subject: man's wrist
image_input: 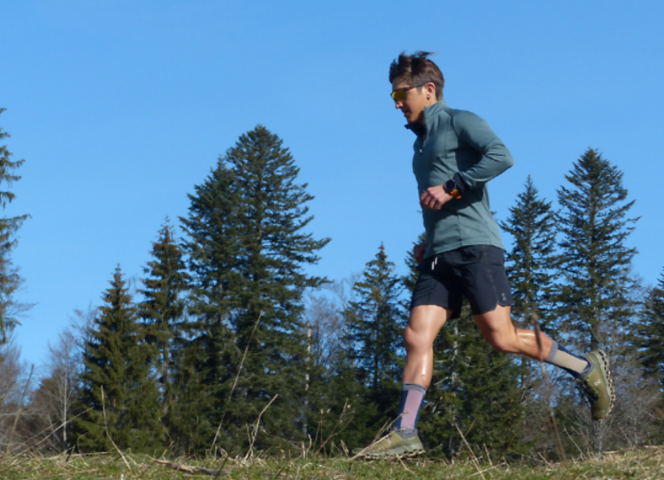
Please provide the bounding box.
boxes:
[443,179,462,199]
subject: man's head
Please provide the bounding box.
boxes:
[389,51,444,124]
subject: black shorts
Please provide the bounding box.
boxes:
[410,245,513,318]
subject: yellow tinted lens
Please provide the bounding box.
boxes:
[391,89,407,102]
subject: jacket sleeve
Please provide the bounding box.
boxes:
[451,111,514,190]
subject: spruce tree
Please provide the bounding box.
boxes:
[0,109,30,343]
[637,269,664,389]
[75,267,163,453]
[180,125,329,454]
[139,220,190,444]
[499,176,558,332]
[556,148,638,351]
[343,245,406,430]
[177,160,239,453]
[554,148,641,455]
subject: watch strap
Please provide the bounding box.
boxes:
[443,179,462,199]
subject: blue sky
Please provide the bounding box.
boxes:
[2,1,663,368]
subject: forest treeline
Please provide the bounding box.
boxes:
[1,115,664,461]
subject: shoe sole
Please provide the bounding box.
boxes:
[591,349,615,420]
[362,447,425,459]
[353,441,425,459]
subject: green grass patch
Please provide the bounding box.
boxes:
[0,447,663,479]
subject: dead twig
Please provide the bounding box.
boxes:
[315,399,354,455]
[0,364,34,467]
[0,410,95,479]
[153,459,229,476]
[395,453,415,475]
[100,386,131,471]
[454,423,486,480]
[213,456,229,480]
[6,407,93,460]
[211,311,263,452]
[244,394,279,462]
[65,447,74,464]
[469,462,507,478]
[530,304,567,462]
[350,415,400,460]
[137,445,171,479]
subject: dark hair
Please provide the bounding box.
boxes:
[389,51,444,100]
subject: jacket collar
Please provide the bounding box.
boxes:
[404,99,449,137]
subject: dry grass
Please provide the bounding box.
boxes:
[0,446,664,479]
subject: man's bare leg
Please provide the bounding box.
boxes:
[473,305,589,374]
[472,304,615,420]
[387,305,451,440]
[403,305,451,387]
[354,305,449,456]
[386,305,451,441]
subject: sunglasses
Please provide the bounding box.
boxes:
[391,83,428,102]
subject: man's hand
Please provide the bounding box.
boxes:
[420,185,453,210]
[413,243,427,264]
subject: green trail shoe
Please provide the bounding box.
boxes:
[352,430,424,459]
[578,349,615,421]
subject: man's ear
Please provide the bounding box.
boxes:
[426,82,436,100]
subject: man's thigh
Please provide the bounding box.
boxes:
[472,304,514,340]
[473,304,552,358]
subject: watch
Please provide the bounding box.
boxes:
[443,179,462,199]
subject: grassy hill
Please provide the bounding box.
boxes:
[1,446,663,479]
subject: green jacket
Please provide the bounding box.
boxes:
[408,100,514,258]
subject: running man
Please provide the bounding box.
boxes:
[355,51,614,458]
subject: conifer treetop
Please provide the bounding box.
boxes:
[556,147,639,350]
[0,108,31,342]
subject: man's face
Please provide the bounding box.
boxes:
[391,78,434,124]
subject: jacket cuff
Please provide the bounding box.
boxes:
[453,172,470,193]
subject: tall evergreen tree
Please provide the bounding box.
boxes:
[343,245,406,425]
[176,159,239,453]
[139,220,190,443]
[500,176,558,332]
[556,148,638,351]
[637,269,664,390]
[0,109,30,343]
[75,267,164,453]
[180,125,329,454]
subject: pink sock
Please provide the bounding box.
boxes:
[395,383,426,431]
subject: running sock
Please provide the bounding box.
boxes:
[393,383,426,438]
[545,341,591,379]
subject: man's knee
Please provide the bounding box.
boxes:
[404,325,431,352]
[404,305,448,352]
[403,326,419,347]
